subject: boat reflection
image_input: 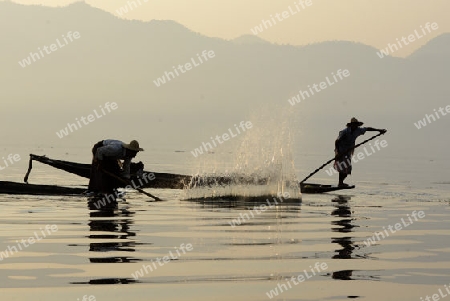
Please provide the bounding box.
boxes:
[87,198,139,263]
[76,198,140,285]
[183,194,302,211]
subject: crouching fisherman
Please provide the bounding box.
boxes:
[87,139,144,196]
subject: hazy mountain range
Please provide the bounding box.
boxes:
[0,2,449,162]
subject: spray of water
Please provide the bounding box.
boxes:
[184,107,301,200]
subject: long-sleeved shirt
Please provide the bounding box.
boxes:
[335,127,367,154]
[95,139,131,178]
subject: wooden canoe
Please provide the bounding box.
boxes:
[24,154,191,190]
[0,181,354,196]
[300,183,355,194]
[0,181,85,196]
[0,154,355,196]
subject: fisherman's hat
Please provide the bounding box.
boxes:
[347,117,364,127]
[122,140,144,152]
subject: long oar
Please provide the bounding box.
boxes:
[300,132,386,184]
[101,169,163,201]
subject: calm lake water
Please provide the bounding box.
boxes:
[0,146,449,301]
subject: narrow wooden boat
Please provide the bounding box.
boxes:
[300,183,355,194]
[0,154,355,196]
[0,181,85,196]
[24,154,191,189]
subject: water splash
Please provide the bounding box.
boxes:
[184,108,301,200]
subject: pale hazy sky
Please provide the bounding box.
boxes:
[4,0,450,56]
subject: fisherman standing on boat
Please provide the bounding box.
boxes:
[88,139,144,194]
[334,118,386,187]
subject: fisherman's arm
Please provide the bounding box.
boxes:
[365,127,387,134]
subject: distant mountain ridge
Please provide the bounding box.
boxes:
[0,2,449,159]
[409,33,450,59]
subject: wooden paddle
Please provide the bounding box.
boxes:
[101,168,163,201]
[300,131,386,184]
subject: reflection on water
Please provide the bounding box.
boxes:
[72,198,140,285]
[184,195,302,210]
[1,185,449,300]
[330,195,380,284]
[331,195,356,282]
[88,209,138,261]
[331,195,356,260]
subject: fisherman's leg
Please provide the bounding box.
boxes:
[88,141,104,193]
[88,163,97,191]
[99,158,124,193]
[338,155,352,187]
[338,172,347,186]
